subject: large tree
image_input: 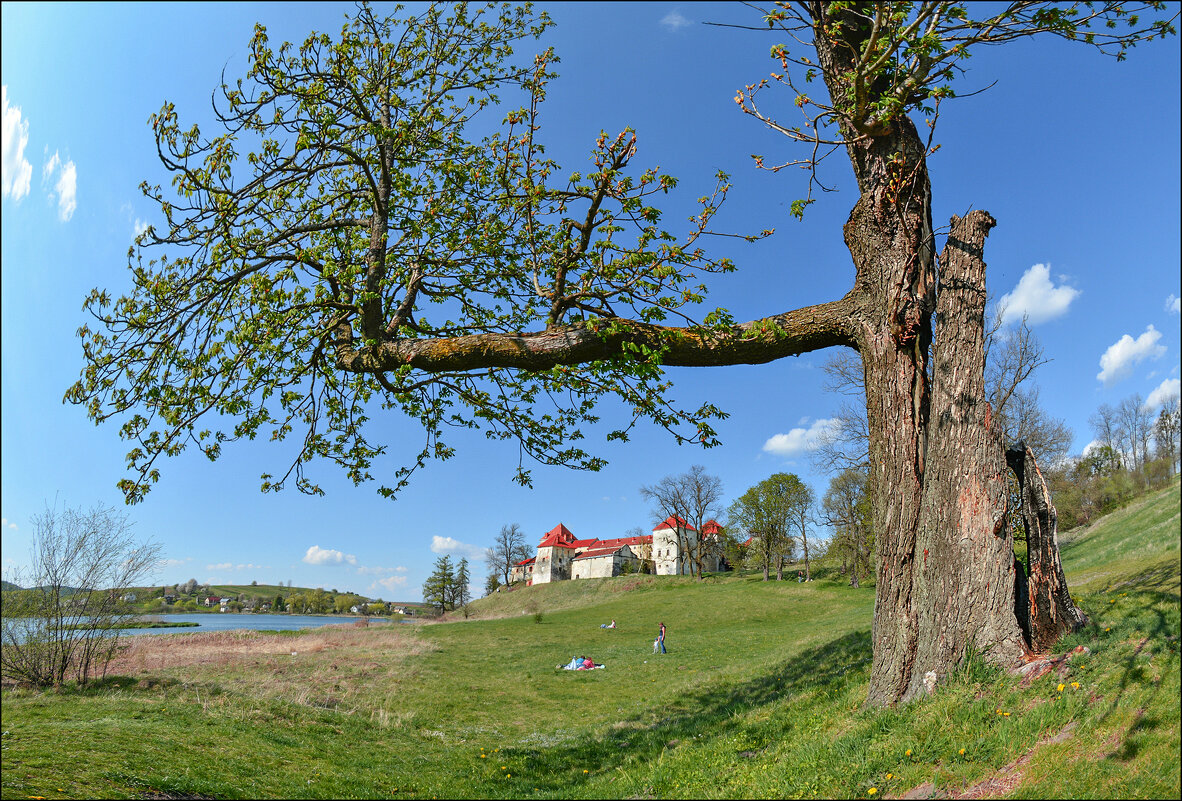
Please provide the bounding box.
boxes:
[728,473,810,581]
[487,523,531,587]
[68,2,1176,705]
[640,464,725,578]
[422,554,454,614]
[821,467,873,587]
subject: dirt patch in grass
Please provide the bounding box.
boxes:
[949,722,1077,799]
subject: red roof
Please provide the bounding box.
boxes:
[573,545,632,561]
[653,516,695,532]
[595,534,652,549]
[514,557,536,566]
[537,523,577,548]
[702,520,722,535]
[537,523,601,549]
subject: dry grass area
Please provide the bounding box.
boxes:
[104,622,437,718]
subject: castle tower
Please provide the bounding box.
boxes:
[651,516,695,575]
[532,523,578,584]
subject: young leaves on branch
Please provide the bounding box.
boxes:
[67,2,762,504]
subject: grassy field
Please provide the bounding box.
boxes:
[1,481,1177,799]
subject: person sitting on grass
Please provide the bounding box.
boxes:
[600,619,616,629]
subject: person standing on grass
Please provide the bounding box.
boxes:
[657,621,666,654]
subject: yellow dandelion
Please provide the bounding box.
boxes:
[1105,627,1111,632]
[480,754,486,759]
[868,789,878,796]
[1071,682,1080,689]
[584,770,589,774]
[1056,696,1061,701]
[1003,712,1011,717]
[1110,599,1116,604]
[507,774,511,778]
[958,748,965,755]
[905,749,912,756]
[501,766,507,770]
[1057,683,1065,692]
[886,774,893,780]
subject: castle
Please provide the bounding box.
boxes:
[509,517,724,585]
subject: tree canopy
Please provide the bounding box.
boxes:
[68,2,1174,506]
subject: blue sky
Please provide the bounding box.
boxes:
[3,3,1179,602]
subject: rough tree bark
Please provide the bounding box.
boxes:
[1006,443,1091,651]
[811,14,943,704]
[807,5,1080,705]
[905,211,1029,700]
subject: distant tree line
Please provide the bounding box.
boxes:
[1049,391,1180,529]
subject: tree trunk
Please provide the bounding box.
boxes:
[902,211,1029,701]
[1006,443,1090,651]
[840,119,939,706]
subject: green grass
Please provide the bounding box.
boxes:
[2,481,1178,799]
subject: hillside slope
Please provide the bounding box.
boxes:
[1,482,1177,800]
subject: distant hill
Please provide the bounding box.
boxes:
[1,580,22,592]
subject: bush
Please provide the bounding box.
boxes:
[1,502,160,687]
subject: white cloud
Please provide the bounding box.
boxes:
[374,576,408,593]
[1,517,16,531]
[134,218,149,236]
[1096,325,1167,385]
[1080,439,1101,457]
[206,562,233,571]
[1145,378,1181,409]
[161,557,190,568]
[42,149,76,221]
[1167,294,1181,314]
[302,545,357,566]
[430,535,487,562]
[997,264,1079,326]
[762,418,838,457]
[42,148,58,183]
[2,86,32,202]
[660,10,692,30]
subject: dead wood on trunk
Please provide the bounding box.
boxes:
[1006,443,1091,652]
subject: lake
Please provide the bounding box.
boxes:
[117,613,393,636]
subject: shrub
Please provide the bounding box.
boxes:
[1,502,160,687]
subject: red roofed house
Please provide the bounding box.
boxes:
[528,524,653,583]
[520,518,723,583]
[509,556,535,584]
[652,517,725,575]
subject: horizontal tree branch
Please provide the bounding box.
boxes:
[335,295,859,373]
